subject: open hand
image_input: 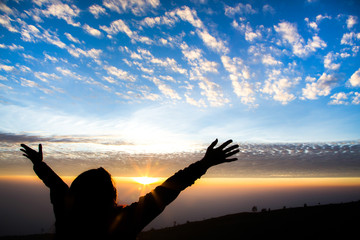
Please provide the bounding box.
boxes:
[202,139,239,167]
[20,144,43,165]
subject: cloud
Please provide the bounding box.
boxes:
[56,67,83,80]
[0,15,18,32]
[348,68,360,87]
[324,52,340,70]
[262,76,297,105]
[173,6,229,54]
[41,2,80,27]
[0,2,14,15]
[221,55,255,105]
[352,92,360,104]
[64,32,80,44]
[302,73,338,100]
[341,32,360,46]
[0,63,15,72]
[329,92,348,105]
[83,24,102,37]
[224,3,257,17]
[34,72,61,83]
[198,79,229,107]
[89,4,107,18]
[231,20,262,42]
[104,65,136,82]
[262,4,275,14]
[103,0,160,16]
[0,43,23,51]
[147,76,181,100]
[262,54,282,66]
[100,19,153,44]
[274,21,326,57]
[180,43,218,77]
[184,94,206,107]
[346,15,358,29]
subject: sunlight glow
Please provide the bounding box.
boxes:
[132,177,161,185]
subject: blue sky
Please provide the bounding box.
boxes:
[1,0,360,150]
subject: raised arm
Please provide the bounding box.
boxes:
[20,144,69,199]
[118,139,239,236]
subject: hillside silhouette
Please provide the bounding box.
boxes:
[1,200,359,240]
[139,200,360,240]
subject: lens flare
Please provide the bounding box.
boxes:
[132,177,160,185]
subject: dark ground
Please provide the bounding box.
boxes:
[1,200,359,240]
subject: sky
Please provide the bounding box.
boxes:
[1,1,360,236]
[0,0,360,177]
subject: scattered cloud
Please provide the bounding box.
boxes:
[341,32,360,46]
[41,2,80,27]
[302,73,338,100]
[103,0,160,16]
[83,24,102,37]
[262,70,298,105]
[0,63,15,72]
[221,55,255,105]
[324,52,340,70]
[346,15,358,29]
[348,68,360,87]
[274,21,327,57]
[224,3,257,17]
[89,4,107,19]
[104,65,136,82]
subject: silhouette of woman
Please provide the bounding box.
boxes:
[20,139,239,240]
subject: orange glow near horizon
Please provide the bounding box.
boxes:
[2,175,360,187]
[131,177,162,185]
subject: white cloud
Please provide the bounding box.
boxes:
[341,32,360,46]
[221,55,255,105]
[64,32,80,44]
[262,77,296,104]
[41,2,80,27]
[83,24,102,37]
[149,76,181,100]
[224,3,257,17]
[0,43,23,51]
[0,63,15,72]
[180,43,218,77]
[0,15,18,32]
[104,65,136,82]
[0,2,14,15]
[262,4,275,14]
[89,4,107,18]
[184,94,206,107]
[232,20,262,42]
[274,21,326,57]
[198,79,229,107]
[324,52,340,70]
[140,14,177,28]
[329,92,348,105]
[100,19,153,44]
[100,19,133,37]
[56,67,83,80]
[352,92,360,104]
[174,6,204,29]
[103,0,160,16]
[173,6,229,54]
[348,68,360,87]
[34,72,61,82]
[346,15,358,29]
[262,54,282,66]
[302,73,338,100]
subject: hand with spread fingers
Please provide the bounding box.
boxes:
[20,144,43,165]
[202,139,239,167]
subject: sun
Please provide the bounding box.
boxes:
[132,177,160,185]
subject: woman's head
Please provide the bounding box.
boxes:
[69,167,117,209]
